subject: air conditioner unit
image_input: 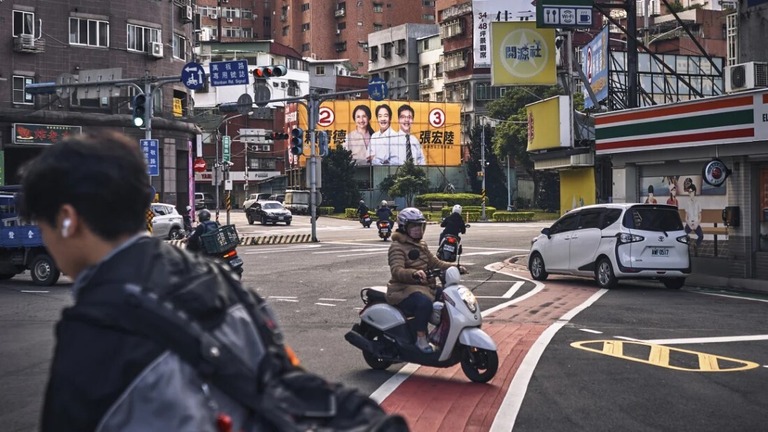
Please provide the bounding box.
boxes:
[184,5,194,22]
[209,13,218,19]
[20,34,35,48]
[150,41,164,58]
[226,18,233,23]
[725,62,768,93]
[336,29,341,35]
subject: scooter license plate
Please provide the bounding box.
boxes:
[443,245,455,252]
[229,257,243,267]
[379,228,388,234]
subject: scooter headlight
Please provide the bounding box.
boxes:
[458,287,477,313]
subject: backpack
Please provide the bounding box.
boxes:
[76,247,409,432]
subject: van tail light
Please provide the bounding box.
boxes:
[676,235,689,244]
[617,233,644,244]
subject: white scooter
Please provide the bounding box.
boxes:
[344,267,498,383]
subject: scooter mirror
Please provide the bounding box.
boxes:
[444,266,461,286]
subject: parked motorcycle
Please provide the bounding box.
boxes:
[376,219,392,241]
[344,267,498,383]
[360,213,373,228]
[437,224,470,263]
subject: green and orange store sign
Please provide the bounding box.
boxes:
[595,90,768,154]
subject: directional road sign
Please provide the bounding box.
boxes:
[181,62,207,90]
[368,77,388,101]
[222,135,231,162]
[210,60,249,87]
[140,139,159,176]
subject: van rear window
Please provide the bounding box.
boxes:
[623,207,684,231]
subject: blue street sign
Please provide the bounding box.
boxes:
[209,60,249,87]
[140,139,159,176]
[181,62,207,90]
[368,77,388,101]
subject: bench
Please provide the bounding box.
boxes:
[678,208,728,256]
[427,201,448,212]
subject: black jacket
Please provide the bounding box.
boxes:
[376,206,393,221]
[357,204,369,216]
[440,212,466,237]
[41,236,250,432]
[186,220,219,252]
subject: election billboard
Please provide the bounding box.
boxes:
[290,100,462,167]
[581,26,609,109]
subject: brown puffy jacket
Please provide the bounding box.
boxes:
[386,231,454,305]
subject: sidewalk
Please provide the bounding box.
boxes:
[508,254,768,296]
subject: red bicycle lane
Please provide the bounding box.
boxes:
[377,273,604,431]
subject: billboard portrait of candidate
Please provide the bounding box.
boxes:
[301,100,462,167]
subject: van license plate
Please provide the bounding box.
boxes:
[651,248,669,257]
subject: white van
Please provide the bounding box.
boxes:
[284,190,311,215]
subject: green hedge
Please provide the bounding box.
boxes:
[442,206,496,219]
[414,193,483,207]
[343,208,434,221]
[317,206,334,215]
[492,211,535,222]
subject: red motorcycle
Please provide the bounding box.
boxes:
[376,220,392,241]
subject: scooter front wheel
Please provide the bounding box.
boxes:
[460,346,498,383]
[363,330,394,370]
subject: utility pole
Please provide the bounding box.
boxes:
[307,93,319,242]
[480,119,487,221]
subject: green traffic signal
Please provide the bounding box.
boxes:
[132,94,147,128]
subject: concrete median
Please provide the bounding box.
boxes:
[167,233,312,248]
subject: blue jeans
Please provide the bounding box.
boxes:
[397,292,433,334]
[685,224,704,247]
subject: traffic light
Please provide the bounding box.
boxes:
[252,65,288,80]
[273,131,289,140]
[290,127,304,155]
[132,94,147,128]
[317,131,329,157]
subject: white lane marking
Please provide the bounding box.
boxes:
[270,298,299,303]
[502,281,525,298]
[370,363,421,404]
[490,282,608,431]
[463,250,529,257]
[313,248,387,254]
[338,251,388,258]
[579,328,603,334]
[318,298,347,302]
[315,302,337,307]
[244,244,322,255]
[697,292,768,304]
[642,334,768,345]
[268,296,298,299]
[21,290,50,293]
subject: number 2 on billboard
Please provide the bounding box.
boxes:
[317,106,335,127]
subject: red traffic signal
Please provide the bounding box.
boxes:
[252,65,287,80]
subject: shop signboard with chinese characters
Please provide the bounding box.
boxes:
[473,0,537,69]
[491,22,557,86]
[12,124,82,146]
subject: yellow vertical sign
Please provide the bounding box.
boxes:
[173,98,183,117]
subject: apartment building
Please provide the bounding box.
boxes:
[0,1,197,206]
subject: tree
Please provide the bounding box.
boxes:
[320,144,359,212]
[487,86,564,209]
[378,160,430,207]
[465,124,508,209]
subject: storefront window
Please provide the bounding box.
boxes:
[760,167,768,251]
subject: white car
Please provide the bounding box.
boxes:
[150,203,185,240]
[529,203,691,289]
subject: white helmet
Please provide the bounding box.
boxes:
[381,200,388,207]
[452,204,462,214]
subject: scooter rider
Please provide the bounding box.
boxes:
[375,200,392,221]
[386,207,466,353]
[184,209,219,253]
[440,204,466,244]
[357,199,370,226]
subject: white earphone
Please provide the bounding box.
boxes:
[62,218,72,238]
